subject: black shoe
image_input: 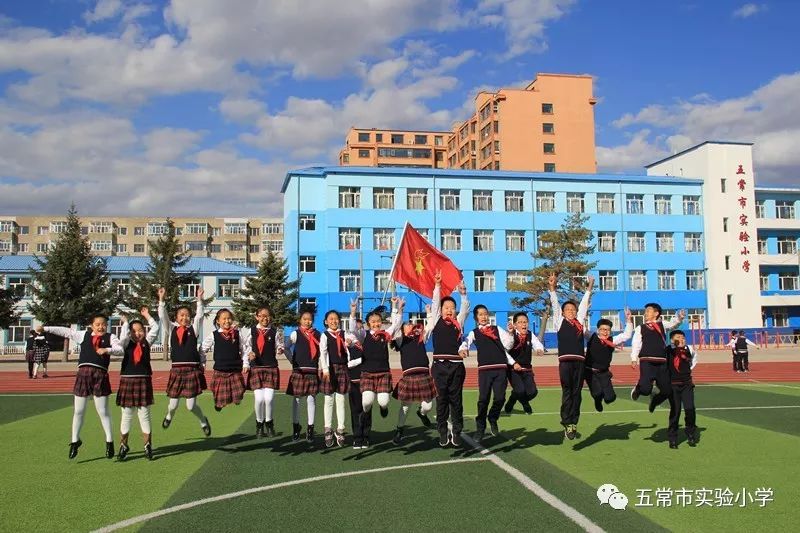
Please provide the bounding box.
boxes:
[630,386,640,401]
[68,440,82,460]
[214,405,222,412]
[438,430,449,447]
[144,442,153,460]
[669,441,678,449]
[353,438,362,450]
[392,427,404,445]
[504,398,516,414]
[162,417,171,429]
[117,443,130,461]
[292,423,302,441]
[306,424,314,444]
[362,437,370,449]
[264,420,276,437]
[256,421,264,438]
[489,421,499,436]
[106,441,115,459]
[324,429,334,448]
[201,419,211,437]
[380,406,389,418]
[595,396,604,413]
[565,425,576,440]
[687,433,697,447]
[451,432,463,447]
[648,396,658,413]
[522,401,533,415]
[416,408,432,428]
[474,430,485,442]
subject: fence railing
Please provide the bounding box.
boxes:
[689,322,800,350]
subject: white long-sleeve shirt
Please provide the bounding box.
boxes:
[670,344,698,370]
[587,321,634,346]
[426,284,470,341]
[727,337,758,349]
[348,308,403,343]
[43,327,124,361]
[118,316,159,348]
[319,328,358,373]
[200,328,247,363]
[157,299,206,364]
[549,289,591,332]
[629,316,682,361]
[239,325,284,369]
[459,324,516,365]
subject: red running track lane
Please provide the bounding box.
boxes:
[3,362,800,393]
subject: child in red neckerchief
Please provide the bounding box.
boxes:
[504,312,545,415]
[665,330,698,449]
[584,310,633,413]
[201,309,246,413]
[286,309,321,444]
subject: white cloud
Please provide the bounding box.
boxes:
[219,97,267,125]
[83,0,124,23]
[475,0,576,58]
[142,128,204,164]
[732,3,766,18]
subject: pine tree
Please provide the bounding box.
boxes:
[0,287,21,330]
[28,205,120,359]
[233,251,299,327]
[509,212,597,342]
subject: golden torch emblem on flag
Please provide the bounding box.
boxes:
[414,249,430,275]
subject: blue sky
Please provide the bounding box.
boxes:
[0,0,797,217]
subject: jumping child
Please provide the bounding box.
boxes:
[202,309,246,412]
[240,306,283,438]
[319,309,357,448]
[584,309,633,412]
[503,312,545,415]
[665,330,698,449]
[286,309,321,444]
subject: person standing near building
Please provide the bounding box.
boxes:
[665,330,698,448]
[727,330,760,373]
[27,326,50,379]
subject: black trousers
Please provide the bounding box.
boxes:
[476,368,507,431]
[636,361,672,404]
[559,360,584,426]
[507,369,538,406]
[737,350,749,371]
[733,352,744,372]
[587,369,616,404]
[27,360,34,378]
[349,381,368,439]
[432,361,466,435]
[668,381,697,440]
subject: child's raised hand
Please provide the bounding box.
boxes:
[424,304,432,315]
[457,281,466,295]
[624,307,632,321]
[196,287,205,300]
[349,298,358,314]
[434,269,442,285]
[140,306,151,320]
[586,274,595,290]
[548,272,557,291]
[157,287,166,301]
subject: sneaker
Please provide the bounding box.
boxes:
[489,421,499,436]
[201,419,211,437]
[687,433,698,447]
[648,396,658,413]
[144,442,154,461]
[392,427,404,445]
[565,425,576,441]
[264,420,276,437]
[292,423,302,441]
[105,441,115,459]
[68,440,82,460]
[324,429,334,448]
[380,406,389,418]
[117,443,130,461]
[669,441,678,449]
[594,396,604,412]
[438,429,449,447]
[306,424,315,444]
[450,432,463,447]
[630,386,640,401]
[416,408,432,428]
[214,405,222,412]
[352,438,362,450]
[335,430,346,447]
[162,417,171,429]
[503,398,516,414]
[522,401,533,415]
[362,437,370,449]
[256,421,264,438]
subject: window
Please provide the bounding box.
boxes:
[342,153,349,164]
[339,228,361,250]
[209,244,221,253]
[91,241,113,252]
[49,221,67,234]
[479,104,492,122]
[441,229,462,251]
[376,133,383,142]
[374,188,395,209]
[600,311,622,331]
[8,276,31,297]
[299,256,316,273]
[760,275,769,291]
[211,227,221,236]
[599,271,618,291]
[566,192,584,213]
[543,123,554,134]
[357,132,370,142]
[226,241,246,252]
[542,103,553,114]
[146,222,168,236]
[117,227,127,236]
[134,244,145,253]
[626,194,644,214]
[630,274,648,295]
[0,220,13,232]
[536,192,555,212]
[686,270,705,290]
[391,133,404,144]
[17,243,28,253]
[179,278,201,299]
[226,258,246,267]
[299,214,316,231]
[440,189,460,211]
[0,240,11,253]
[778,237,798,255]
[684,233,702,253]
[537,231,556,250]
[218,278,241,298]
[90,221,113,234]
[474,271,495,292]
[374,270,391,292]
[112,243,126,254]
[36,243,48,253]
[81,226,89,236]
[185,222,208,235]
[755,200,766,218]
[473,190,493,211]
[18,226,28,235]
[262,222,283,234]
[113,278,130,296]
[506,271,528,287]
[504,191,524,212]
[506,230,525,251]
[543,143,555,154]
[9,318,32,343]
[779,271,799,291]
[682,196,701,215]
[339,187,361,208]
[777,201,796,219]
[434,136,443,146]
[723,217,728,232]
[721,179,726,193]
[757,238,767,254]
[656,232,674,253]
[358,149,370,158]
[628,232,646,252]
[263,240,284,253]
[596,193,615,214]
[250,244,261,253]
[687,308,706,328]
[598,232,616,252]
[773,308,788,327]
[543,162,556,173]
[414,134,427,145]
[134,226,145,236]
[37,226,49,236]
[339,270,360,292]
[658,270,676,290]
[378,147,431,158]
[654,195,672,215]
[373,228,395,250]
[224,223,247,235]
[299,297,317,313]
[473,230,494,251]
[407,188,427,210]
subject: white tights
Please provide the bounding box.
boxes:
[72,395,113,443]
[397,400,433,427]
[165,396,207,426]
[291,395,316,425]
[120,406,152,435]
[323,393,347,431]
[253,388,276,423]
[362,391,390,413]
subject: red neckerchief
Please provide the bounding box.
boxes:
[330,329,346,354]
[371,330,392,343]
[644,321,664,338]
[565,318,584,336]
[218,327,237,343]
[408,324,425,344]
[673,346,688,372]
[133,341,144,365]
[479,325,499,341]
[92,334,103,353]
[514,330,528,350]
[256,327,267,354]
[443,316,462,340]
[597,335,616,349]
[176,326,187,346]
[299,327,320,360]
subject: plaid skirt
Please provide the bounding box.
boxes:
[210,370,246,408]
[33,345,49,364]
[166,366,207,399]
[393,371,437,403]
[286,370,319,397]
[360,371,392,394]
[73,366,112,397]
[247,366,280,390]
[116,377,154,407]
[320,363,350,395]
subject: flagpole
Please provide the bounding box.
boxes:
[380,221,409,308]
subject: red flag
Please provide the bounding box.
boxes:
[392,223,462,299]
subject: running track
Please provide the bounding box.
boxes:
[3,361,800,393]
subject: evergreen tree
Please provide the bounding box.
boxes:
[233,251,300,327]
[0,287,21,330]
[28,205,119,359]
[509,212,597,341]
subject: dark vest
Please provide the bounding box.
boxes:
[78,332,112,370]
[292,329,320,370]
[432,317,462,357]
[250,326,278,367]
[667,346,693,382]
[586,334,615,371]
[640,322,667,361]
[324,330,349,365]
[212,330,242,372]
[557,319,585,361]
[120,339,152,377]
[394,333,429,371]
[361,332,390,373]
[735,336,748,353]
[473,326,508,368]
[508,330,533,367]
[348,342,363,381]
[170,325,200,365]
